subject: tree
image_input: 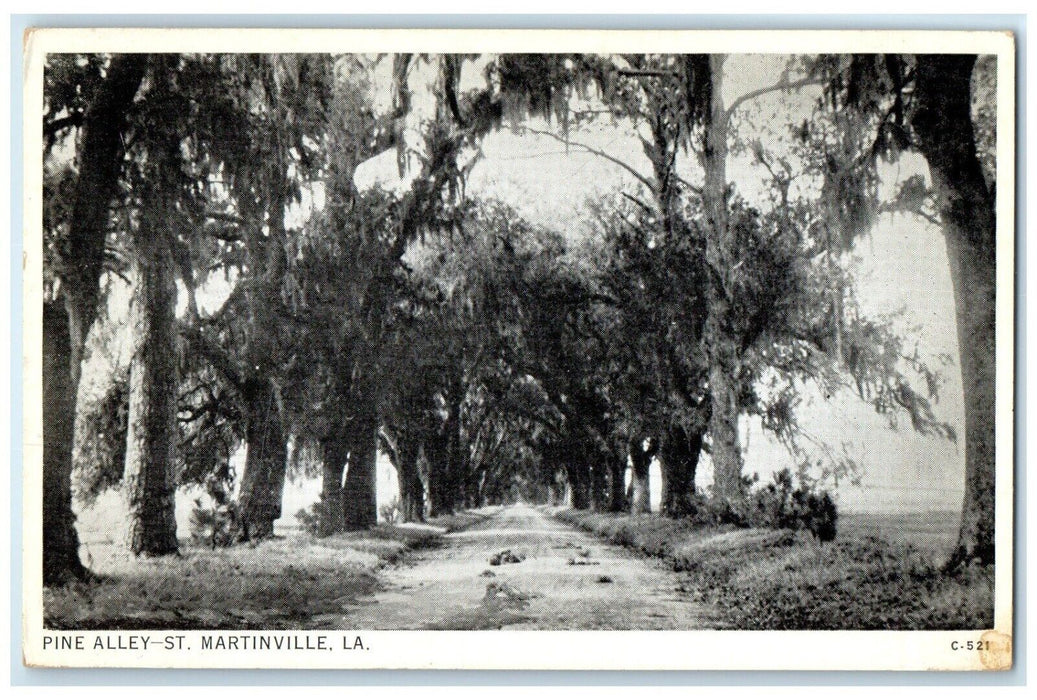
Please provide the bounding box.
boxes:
[582,56,710,516]
[591,55,955,517]
[510,54,794,509]
[43,54,147,583]
[289,54,500,530]
[812,54,998,567]
[911,55,996,568]
[122,154,180,556]
[698,55,751,504]
[279,57,403,534]
[118,54,231,556]
[179,54,334,540]
[228,56,321,539]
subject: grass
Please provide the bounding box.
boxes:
[553,508,993,630]
[44,510,492,630]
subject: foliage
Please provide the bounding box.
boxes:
[176,358,243,489]
[45,52,968,548]
[379,498,401,524]
[42,54,108,153]
[188,497,238,549]
[73,369,129,504]
[557,508,992,630]
[187,459,241,548]
[610,468,839,542]
[295,501,342,538]
[744,469,838,542]
[971,54,997,188]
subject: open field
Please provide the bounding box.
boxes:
[839,510,960,561]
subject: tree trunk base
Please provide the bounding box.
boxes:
[43,301,90,586]
[629,440,652,515]
[43,546,91,587]
[236,517,276,542]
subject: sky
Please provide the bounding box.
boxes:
[72,54,971,539]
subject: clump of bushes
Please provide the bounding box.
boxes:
[746,469,838,542]
[296,498,343,538]
[554,507,992,629]
[681,469,837,541]
[188,475,239,548]
[379,497,401,524]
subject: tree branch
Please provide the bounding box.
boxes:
[179,322,243,391]
[726,75,825,117]
[43,111,84,138]
[205,211,245,225]
[520,127,656,192]
[617,69,679,79]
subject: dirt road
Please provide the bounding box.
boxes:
[329,504,715,630]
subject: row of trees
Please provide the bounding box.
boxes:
[42,51,997,585]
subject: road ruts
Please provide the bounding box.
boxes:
[322,504,716,630]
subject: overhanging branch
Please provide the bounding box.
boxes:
[726,75,825,117]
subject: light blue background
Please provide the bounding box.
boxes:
[9,13,1027,686]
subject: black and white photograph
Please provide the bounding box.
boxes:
[22,28,1015,670]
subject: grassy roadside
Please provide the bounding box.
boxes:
[553,508,993,630]
[44,509,494,630]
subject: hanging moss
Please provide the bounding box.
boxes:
[73,370,130,504]
[680,54,713,129]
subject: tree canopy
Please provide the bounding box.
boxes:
[42,51,993,585]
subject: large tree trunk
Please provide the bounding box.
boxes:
[607,450,628,512]
[316,433,349,535]
[659,426,703,518]
[911,54,997,568]
[396,441,425,523]
[702,54,746,504]
[60,54,149,368]
[427,468,454,516]
[463,466,483,509]
[43,55,147,584]
[235,93,294,541]
[426,421,455,517]
[122,224,179,556]
[565,461,590,510]
[629,439,651,515]
[237,379,288,540]
[42,302,88,584]
[587,445,608,512]
[342,413,378,530]
[429,396,465,516]
[426,447,452,517]
[448,397,466,512]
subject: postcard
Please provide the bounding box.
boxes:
[22,27,1015,670]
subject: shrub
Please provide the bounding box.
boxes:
[379,498,401,524]
[296,498,343,537]
[679,470,837,541]
[746,469,838,542]
[188,474,239,548]
[802,490,838,542]
[189,498,238,548]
